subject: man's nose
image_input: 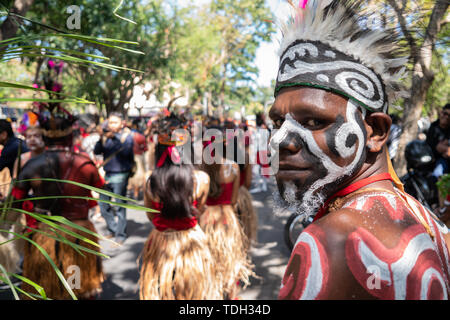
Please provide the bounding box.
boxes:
[278,131,303,156]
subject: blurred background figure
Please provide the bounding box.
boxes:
[139,114,222,300]
[200,127,254,299]
[94,112,134,245]
[426,103,450,182]
[387,114,402,160]
[127,119,148,201]
[0,119,28,182]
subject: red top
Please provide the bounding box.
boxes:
[313,173,394,222]
[150,200,198,231]
[206,182,234,206]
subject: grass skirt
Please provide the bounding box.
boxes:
[0,211,25,276]
[139,224,222,300]
[0,232,21,275]
[21,219,104,299]
[199,204,254,298]
[128,154,146,189]
[237,186,258,247]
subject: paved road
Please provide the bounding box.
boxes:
[96,178,292,300]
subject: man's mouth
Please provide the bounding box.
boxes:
[276,162,311,179]
[278,162,310,171]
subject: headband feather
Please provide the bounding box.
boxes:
[275,0,408,112]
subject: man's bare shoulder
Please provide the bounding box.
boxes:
[303,192,450,300]
[317,191,420,244]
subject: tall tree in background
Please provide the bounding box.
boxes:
[23,0,172,116]
[384,0,449,175]
[208,0,273,115]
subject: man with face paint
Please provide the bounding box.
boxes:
[271,0,450,300]
[12,125,45,178]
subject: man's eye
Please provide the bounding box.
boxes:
[274,119,284,128]
[304,119,323,128]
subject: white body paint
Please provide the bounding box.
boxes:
[356,232,448,300]
[287,231,325,300]
[342,192,398,213]
[270,100,366,216]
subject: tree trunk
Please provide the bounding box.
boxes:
[392,0,449,176]
[393,70,434,175]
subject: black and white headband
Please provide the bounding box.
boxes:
[275,40,388,113]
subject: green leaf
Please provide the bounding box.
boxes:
[113,0,137,25]
[15,178,158,212]
[3,45,111,61]
[0,218,110,259]
[9,208,102,248]
[2,53,143,73]
[0,228,77,300]
[0,98,91,104]
[13,195,154,213]
[10,273,47,300]
[0,81,92,103]
[0,265,19,300]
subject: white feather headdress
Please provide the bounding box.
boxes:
[275,0,408,113]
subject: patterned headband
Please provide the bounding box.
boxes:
[275,40,388,113]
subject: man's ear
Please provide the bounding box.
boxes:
[364,112,392,153]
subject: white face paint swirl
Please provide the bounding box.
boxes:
[270,100,366,219]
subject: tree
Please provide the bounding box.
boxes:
[25,0,174,116]
[384,0,449,175]
[206,0,274,115]
[168,0,274,116]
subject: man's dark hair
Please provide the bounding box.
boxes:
[444,103,450,111]
[109,112,123,120]
[0,119,13,138]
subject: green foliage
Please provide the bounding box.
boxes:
[424,47,449,117]
[437,174,450,198]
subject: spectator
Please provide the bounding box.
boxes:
[12,125,45,178]
[94,112,134,245]
[426,103,450,182]
[0,119,28,178]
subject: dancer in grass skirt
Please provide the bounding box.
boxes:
[139,114,222,300]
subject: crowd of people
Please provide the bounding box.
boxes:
[0,103,270,300]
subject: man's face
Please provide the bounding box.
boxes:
[439,109,450,129]
[25,128,45,151]
[107,116,123,133]
[269,87,368,217]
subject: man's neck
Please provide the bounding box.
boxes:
[332,151,394,199]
